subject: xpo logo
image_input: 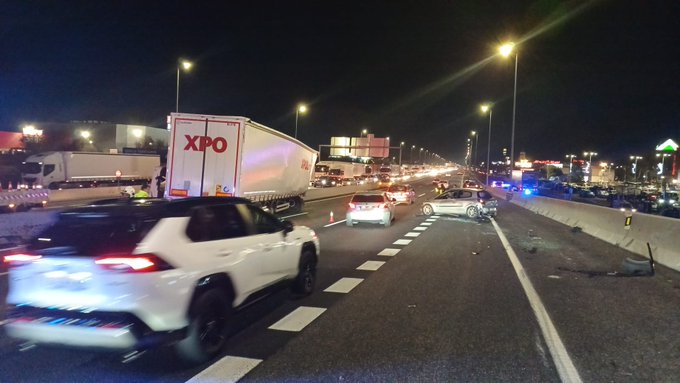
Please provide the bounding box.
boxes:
[301,159,311,171]
[184,135,228,153]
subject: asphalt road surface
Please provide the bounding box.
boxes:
[1,176,679,382]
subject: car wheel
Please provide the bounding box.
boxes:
[291,251,316,296]
[176,289,230,365]
[465,206,478,218]
[346,219,353,227]
[422,204,434,216]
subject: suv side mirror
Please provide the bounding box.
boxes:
[282,220,294,234]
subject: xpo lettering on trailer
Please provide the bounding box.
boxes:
[166,113,317,214]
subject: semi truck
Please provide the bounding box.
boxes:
[166,113,317,213]
[20,151,160,189]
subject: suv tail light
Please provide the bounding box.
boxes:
[3,252,42,268]
[95,253,174,273]
[348,202,356,209]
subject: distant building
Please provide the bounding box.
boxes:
[14,121,169,153]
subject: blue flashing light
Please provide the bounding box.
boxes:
[524,189,532,196]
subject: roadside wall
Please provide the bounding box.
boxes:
[488,188,680,272]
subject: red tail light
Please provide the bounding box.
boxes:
[95,253,173,273]
[378,203,387,208]
[3,253,42,267]
[349,202,356,209]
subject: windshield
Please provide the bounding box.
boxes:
[20,162,41,174]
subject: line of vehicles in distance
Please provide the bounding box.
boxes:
[2,112,480,365]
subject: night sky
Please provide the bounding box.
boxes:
[2,1,679,163]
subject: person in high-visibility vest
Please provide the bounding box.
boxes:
[134,183,150,198]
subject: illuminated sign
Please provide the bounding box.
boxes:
[656,139,678,152]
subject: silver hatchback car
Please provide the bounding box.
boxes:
[421,188,497,218]
[346,192,396,227]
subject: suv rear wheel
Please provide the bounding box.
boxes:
[176,289,230,364]
[292,251,316,296]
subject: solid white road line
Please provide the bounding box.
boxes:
[393,239,412,245]
[306,195,353,203]
[324,277,364,293]
[186,356,262,383]
[324,219,347,227]
[404,232,421,237]
[268,306,327,332]
[414,226,428,231]
[279,212,309,219]
[421,222,433,226]
[378,248,401,256]
[356,261,385,271]
[490,218,583,383]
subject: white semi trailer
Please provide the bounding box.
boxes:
[20,151,160,189]
[166,113,317,213]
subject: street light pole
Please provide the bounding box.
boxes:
[583,151,597,183]
[176,60,193,113]
[630,155,642,181]
[499,43,518,175]
[565,154,576,184]
[411,145,415,164]
[399,142,404,166]
[481,104,492,186]
[294,104,307,139]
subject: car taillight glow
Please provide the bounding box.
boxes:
[3,253,42,264]
[95,253,173,273]
[349,202,356,209]
[378,203,387,208]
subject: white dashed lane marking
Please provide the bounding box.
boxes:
[393,239,412,245]
[268,306,327,332]
[425,218,437,222]
[0,272,8,276]
[378,248,401,256]
[414,226,427,231]
[324,219,347,227]
[324,277,364,293]
[431,215,440,218]
[186,356,262,383]
[356,261,385,271]
[421,222,433,226]
[0,319,9,326]
[404,232,421,237]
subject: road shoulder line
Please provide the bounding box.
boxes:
[490,218,583,383]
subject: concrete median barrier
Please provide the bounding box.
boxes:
[305,183,378,201]
[487,187,680,272]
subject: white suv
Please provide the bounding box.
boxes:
[3,197,320,364]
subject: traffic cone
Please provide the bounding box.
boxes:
[329,211,334,223]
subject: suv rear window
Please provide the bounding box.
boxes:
[351,194,385,203]
[29,213,158,255]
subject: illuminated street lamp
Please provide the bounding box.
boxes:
[80,130,91,139]
[294,104,307,139]
[480,104,493,185]
[399,142,405,165]
[176,59,193,113]
[419,147,424,163]
[361,129,368,137]
[411,145,416,163]
[656,153,671,178]
[499,42,518,173]
[583,151,598,182]
[470,131,478,168]
[629,155,642,181]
